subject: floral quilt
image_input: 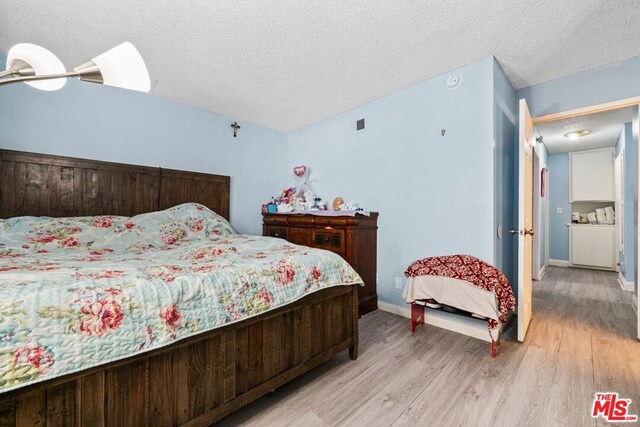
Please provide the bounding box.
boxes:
[0,203,362,393]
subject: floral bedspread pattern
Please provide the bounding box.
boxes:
[0,204,362,393]
[404,254,516,330]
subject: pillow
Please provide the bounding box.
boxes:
[101,203,235,248]
[0,215,128,253]
[0,203,234,254]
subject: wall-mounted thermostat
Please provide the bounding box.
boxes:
[445,74,460,88]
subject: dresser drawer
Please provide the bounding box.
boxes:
[263,215,289,226]
[313,217,351,227]
[289,227,312,246]
[288,215,314,226]
[266,227,288,240]
[312,229,345,255]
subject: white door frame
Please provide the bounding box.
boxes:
[532,149,542,280]
[544,176,550,267]
[615,149,624,273]
[634,105,640,341]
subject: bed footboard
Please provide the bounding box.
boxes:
[0,285,359,426]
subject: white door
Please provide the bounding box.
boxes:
[517,99,534,342]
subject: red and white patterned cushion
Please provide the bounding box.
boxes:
[405,254,516,329]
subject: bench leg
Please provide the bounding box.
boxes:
[410,303,424,333]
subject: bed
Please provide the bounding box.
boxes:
[403,255,515,357]
[0,150,360,426]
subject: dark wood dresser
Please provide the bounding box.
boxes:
[263,212,378,316]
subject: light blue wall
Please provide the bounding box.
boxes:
[493,58,518,288]
[517,55,640,118]
[0,54,287,235]
[6,47,639,303]
[287,57,496,307]
[548,154,570,261]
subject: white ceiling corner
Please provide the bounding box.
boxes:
[1,0,639,132]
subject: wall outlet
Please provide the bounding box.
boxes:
[557,207,563,214]
[395,277,404,290]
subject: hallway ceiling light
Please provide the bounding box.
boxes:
[564,130,591,140]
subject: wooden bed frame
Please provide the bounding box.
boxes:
[0,150,359,426]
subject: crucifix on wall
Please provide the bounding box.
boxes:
[231,121,241,137]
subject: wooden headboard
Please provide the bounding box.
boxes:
[0,150,230,219]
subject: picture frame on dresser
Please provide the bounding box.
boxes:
[263,212,379,316]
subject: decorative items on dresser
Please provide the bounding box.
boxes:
[263,212,378,315]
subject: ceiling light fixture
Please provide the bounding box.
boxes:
[0,42,150,92]
[2,43,67,91]
[563,130,591,140]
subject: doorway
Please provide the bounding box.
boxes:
[517,97,640,342]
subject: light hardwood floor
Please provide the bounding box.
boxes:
[219,267,640,426]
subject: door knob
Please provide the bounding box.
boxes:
[524,228,534,236]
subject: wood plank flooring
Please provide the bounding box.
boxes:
[218,267,639,426]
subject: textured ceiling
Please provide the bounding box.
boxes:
[1,1,639,131]
[537,107,633,155]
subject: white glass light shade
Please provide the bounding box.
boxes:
[91,42,150,92]
[6,43,66,91]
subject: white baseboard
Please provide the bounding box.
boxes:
[377,301,496,343]
[549,259,570,267]
[537,265,546,280]
[617,273,635,292]
[378,301,410,319]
